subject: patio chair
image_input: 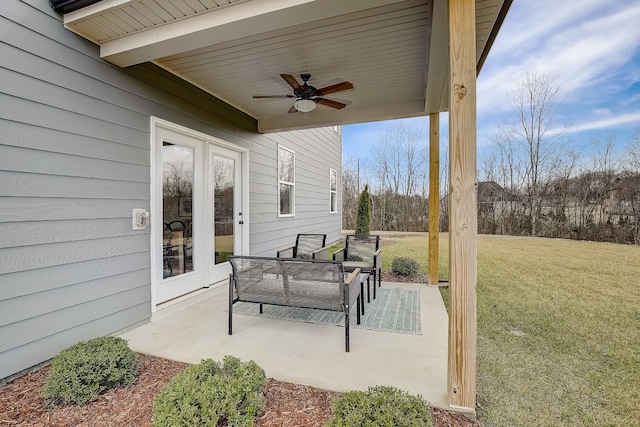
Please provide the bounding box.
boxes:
[163,220,190,277]
[333,234,382,299]
[276,233,328,260]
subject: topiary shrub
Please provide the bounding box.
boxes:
[43,336,139,406]
[392,257,420,277]
[152,356,267,427]
[355,184,371,235]
[326,385,432,427]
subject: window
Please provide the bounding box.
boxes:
[330,168,338,213]
[278,145,295,216]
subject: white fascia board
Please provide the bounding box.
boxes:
[96,0,408,67]
[424,0,449,114]
[257,99,428,133]
[64,0,131,22]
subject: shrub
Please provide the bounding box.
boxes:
[392,257,420,277]
[152,356,267,427]
[43,336,139,406]
[355,184,371,235]
[326,385,432,427]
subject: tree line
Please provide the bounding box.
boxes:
[342,72,640,245]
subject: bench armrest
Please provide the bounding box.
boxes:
[345,267,361,308]
[373,248,382,267]
[333,248,345,261]
[276,245,295,258]
[344,267,361,285]
[312,246,329,260]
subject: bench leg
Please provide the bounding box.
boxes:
[345,305,350,352]
[373,271,377,299]
[360,282,365,315]
[259,303,263,314]
[228,279,233,335]
[367,276,371,303]
[356,295,361,325]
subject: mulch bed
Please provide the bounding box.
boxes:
[0,273,471,426]
[0,353,473,427]
[381,270,429,283]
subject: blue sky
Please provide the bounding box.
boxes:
[342,0,640,163]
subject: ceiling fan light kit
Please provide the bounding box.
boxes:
[253,73,353,114]
[293,98,317,112]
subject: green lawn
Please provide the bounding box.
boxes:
[378,233,640,426]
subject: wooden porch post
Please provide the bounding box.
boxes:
[447,0,477,415]
[428,113,440,286]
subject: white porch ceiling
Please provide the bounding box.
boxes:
[63,0,509,133]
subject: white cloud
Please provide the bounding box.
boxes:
[478,0,640,130]
[537,5,640,91]
[552,111,640,134]
[488,0,603,59]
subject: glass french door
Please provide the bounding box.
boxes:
[154,123,244,305]
[208,146,243,281]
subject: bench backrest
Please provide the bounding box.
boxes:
[229,256,346,311]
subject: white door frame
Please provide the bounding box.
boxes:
[150,117,249,311]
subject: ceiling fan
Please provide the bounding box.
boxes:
[253,73,353,113]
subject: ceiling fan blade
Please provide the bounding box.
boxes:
[315,98,347,109]
[280,74,302,90]
[316,81,353,96]
[253,95,295,98]
[287,104,298,114]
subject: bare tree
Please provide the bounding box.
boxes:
[624,129,640,244]
[545,148,580,237]
[163,160,193,197]
[628,129,640,172]
[341,157,361,230]
[496,71,567,236]
[369,121,429,231]
[591,134,621,228]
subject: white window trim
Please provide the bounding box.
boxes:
[278,144,295,217]
[330,168,338,214]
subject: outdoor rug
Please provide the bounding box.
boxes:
[232,287,421,335]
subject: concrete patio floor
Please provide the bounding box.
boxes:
[118,281,450,409]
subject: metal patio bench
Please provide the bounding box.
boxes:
[228,256,361,351]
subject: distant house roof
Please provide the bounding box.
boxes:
[610,175,640,200]
[477,181,521,203]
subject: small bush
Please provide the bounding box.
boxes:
[326,385,432,427]
[152,356,267,427]
[392,257,420,277]
[43,336,139,406]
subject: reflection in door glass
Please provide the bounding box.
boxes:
[162,143,194,278]
[214,156,234,264]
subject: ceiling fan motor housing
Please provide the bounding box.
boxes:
[295,74,318,99]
